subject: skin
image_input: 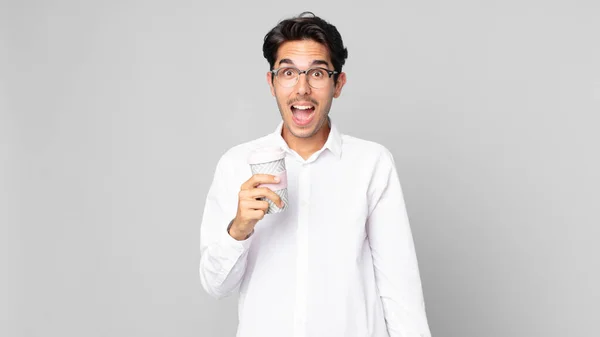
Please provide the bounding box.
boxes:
[267,39,346,160]
[230,174,284,240]
[230,39,347,240]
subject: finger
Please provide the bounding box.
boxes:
[241,199,269,212]
[239,188,269,201]
[241,174,280,190]
[249,209,266,220]
[247,188,283,207]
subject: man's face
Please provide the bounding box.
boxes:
[267,40,346,139]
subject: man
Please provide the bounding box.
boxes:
[199,12,432,337]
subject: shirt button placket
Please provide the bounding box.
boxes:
[294,163,310,336]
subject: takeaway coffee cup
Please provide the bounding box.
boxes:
[247,147,288,214]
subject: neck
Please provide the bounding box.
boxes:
[282,118,331,160]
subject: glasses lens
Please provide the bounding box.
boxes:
[307,68,328,88]
[276,67,299,87]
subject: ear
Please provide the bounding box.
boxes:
[333,72,347,98]
[267,71,276,96]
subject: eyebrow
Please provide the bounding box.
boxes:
[278,59,331,68]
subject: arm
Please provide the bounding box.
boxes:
[199,154,254,299]
[366,148,432,337]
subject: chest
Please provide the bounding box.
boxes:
[286,160,372,252]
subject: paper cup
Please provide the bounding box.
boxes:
[248,147,288,214]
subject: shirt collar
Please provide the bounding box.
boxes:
[271,117,343,160]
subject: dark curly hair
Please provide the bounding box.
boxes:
[263,12,348,83]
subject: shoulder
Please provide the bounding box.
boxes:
[340,134,396,166]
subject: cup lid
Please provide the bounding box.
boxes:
[247,146,286,165]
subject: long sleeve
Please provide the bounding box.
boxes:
[366,148,432,337]
[199,154,254,299]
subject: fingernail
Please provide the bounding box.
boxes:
[274,177,280,182]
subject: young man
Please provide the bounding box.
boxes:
[199,12,432,337]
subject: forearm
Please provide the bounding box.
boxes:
[370,208,432,336]
[377,269,431,337]
[199,220,254,299]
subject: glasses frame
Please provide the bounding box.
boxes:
[271,66,339,89]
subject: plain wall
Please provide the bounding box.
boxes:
[3,1,599,336]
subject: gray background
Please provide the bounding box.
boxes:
[2,0,599,336]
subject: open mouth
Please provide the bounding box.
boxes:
[291,104,316,126]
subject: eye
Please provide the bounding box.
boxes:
[280,68,296,78]
[310,69,326,78]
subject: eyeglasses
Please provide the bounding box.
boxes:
[271,66,338,89]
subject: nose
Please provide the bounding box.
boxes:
[296,72,311,96]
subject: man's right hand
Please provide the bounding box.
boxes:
[229,174,284,241]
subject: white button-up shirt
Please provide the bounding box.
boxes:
[199,120,432,337]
